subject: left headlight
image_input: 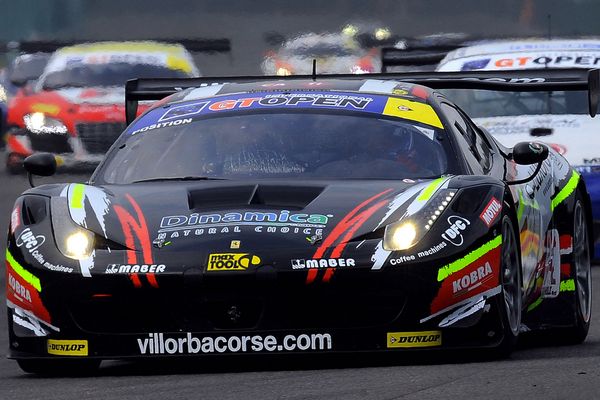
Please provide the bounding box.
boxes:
[24,112,68,134]
[383,189,456,251]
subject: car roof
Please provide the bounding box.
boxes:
[158,78,436,107]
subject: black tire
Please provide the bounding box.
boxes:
[17,359,101,375]
[555,190,592,344]
[494,214,522,358]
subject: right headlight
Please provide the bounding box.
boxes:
[24,112,68,135]
[383,189,456,251]
[50,197,95,260]
[63,229,95,260]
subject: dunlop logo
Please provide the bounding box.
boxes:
[47,339,88,356]
[387,331,442,348]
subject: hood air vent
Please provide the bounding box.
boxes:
[188,184,325,211]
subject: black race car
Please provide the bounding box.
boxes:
[6,69,596,374]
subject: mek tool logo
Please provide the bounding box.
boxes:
[207,253,261,271]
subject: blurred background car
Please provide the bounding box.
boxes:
[4,40,200,173]
[435,38,600,256]
[262,32,382,75]
[0,51,51,149]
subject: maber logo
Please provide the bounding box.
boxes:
[480,197,502,227]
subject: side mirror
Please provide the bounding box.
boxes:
[512,142,549,165]
[24,153,56,187]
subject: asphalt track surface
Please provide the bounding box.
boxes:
[0,166,599,400]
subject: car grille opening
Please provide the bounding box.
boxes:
[76,122,126,154]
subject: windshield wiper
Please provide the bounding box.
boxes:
[131,176,228,183]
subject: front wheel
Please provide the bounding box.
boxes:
[495,214,522,357]
[555,191,592,344]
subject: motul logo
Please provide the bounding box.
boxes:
[480,197,502,227]
[452,262,493,294]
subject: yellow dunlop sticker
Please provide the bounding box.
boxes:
[387,331,442,348]
[47,339,88,356]
[382,98,444,128]
[207,253,261,271]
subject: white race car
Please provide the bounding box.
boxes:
[437,39,600,255]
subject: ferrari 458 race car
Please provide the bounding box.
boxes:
[4,41,200,173]
[6,69,596,374]
[435,39,600,257]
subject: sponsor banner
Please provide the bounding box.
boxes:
[137,332,332,355]
[387,331,442,348]
[465,53,600,70]
[207,253,261,271]
[6,260,52,325]
[157,210,332,240]
[291,258,355,270]
[105,264,166,274]
[480,197,502,227]
[47,339,88,356]
[431,244,501,314]
[128,91,446,135]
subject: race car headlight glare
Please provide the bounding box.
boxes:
[0,85,7,103]
[276,67,292,76]
[24,113,68,135]
[384,222,417,250]
[383,189,456,251]
[64,230,94,260]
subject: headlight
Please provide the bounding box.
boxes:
[64,230,95,260]
[0,85,7,103]
[24,112,68,134]
[383,189,456,251]
[50,197,96,260]
[276,67,292,76]
[384,222,417,250]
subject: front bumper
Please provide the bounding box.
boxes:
[7,264,508,360]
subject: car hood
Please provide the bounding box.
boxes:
[54,178,450,272]
[474,114,600,166]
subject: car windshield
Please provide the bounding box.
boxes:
[97,111,450,184]
[441,89,588,118]
[8,53,50,84]
[39,63,189,90]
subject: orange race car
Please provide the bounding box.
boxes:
[5,41,200,173]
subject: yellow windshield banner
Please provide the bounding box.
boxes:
[382,98,444,129]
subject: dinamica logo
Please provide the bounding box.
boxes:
[137,333,332,354]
